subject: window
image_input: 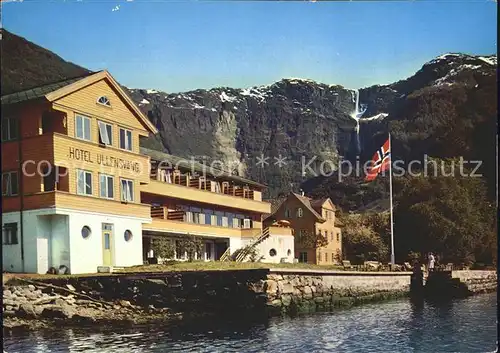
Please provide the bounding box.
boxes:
[75,115,91,141]
[98,121,113,146]
[243,218,252,229]
[97,96,111,107]
[299,252,308,263]
[284,208,291,218]
[325,253,328,262]
[1,118,19,141]
[297,207,303,218]
[332,253,335,262]
[337,233,340,242]
[299,229,306,238]
[120,179,134,202]
[2,172,18,196]
[330,232,334,241]
[3,223,18,245]
[124,230,133,242]
[119,128,132,151]
[99,174,114,199]
[269,249,277,257]
[287,249,291,256]
[81,226,91,239]
[76,170,93,196]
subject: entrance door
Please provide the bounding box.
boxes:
[102,223,114,266]
[37,238,49,274]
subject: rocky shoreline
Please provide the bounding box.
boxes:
[2,282,178,331]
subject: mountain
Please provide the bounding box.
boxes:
[0,29,91,95]
[1,29,496,208]
[129,53,497,203]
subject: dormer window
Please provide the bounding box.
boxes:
[97,96,111,107]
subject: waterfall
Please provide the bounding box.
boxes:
[349,89,367,154]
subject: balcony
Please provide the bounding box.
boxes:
[141,179,271,214]
[19,191,152,219]
[144,206,242,238]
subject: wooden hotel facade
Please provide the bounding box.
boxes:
[1,71,292,274]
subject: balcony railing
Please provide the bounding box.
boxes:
[152,168,255,200]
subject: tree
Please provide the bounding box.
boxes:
[340,213,389,263]
[151,237,175,261]
[178,234,204,262]
[394,159,496,265]
[296,229,329,249]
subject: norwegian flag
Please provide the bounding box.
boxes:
[365,138,391,182]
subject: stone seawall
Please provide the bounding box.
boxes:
[451,270,497,294]
[3,269,495,330]
[264,269,411,314]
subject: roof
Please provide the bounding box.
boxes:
[141,147,267,189]
[262,196,287,221]
[292,193,326,222]
[1,73,94,105]
[2,70,158,134]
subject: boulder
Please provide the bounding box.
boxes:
[17,303,37,318]
[41,304,75,319]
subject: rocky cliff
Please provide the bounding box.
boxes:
[129,53,497,200]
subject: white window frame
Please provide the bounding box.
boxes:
[2,171,19,196]
[120,178,134,202]
[119,127,133,151]
[76,169,93,196]
[98,121,113,146]
[284,208,291,218]
[243,218,251,229]
[97,96,111,107]
[99,174,114,199]
[297,207,303,218]
[2,223,18,245]
[75,115,91,141]
[1,117,19,142]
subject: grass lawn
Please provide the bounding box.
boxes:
[3,262,351,283]
[120,261,347,273]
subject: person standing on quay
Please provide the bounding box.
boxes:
[428,252,435,273]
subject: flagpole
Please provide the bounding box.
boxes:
[389,132,395,265]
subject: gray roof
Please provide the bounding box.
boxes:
[292,193,326,222]
[141,147,266,189]
[1,72,95,105]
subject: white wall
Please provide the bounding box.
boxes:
[2,211,22,272]
[66,209,146,274]
[255,234,295,264]
[229,236,242,255]
[51,215,70,270]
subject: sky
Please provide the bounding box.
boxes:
[2,0,497,93]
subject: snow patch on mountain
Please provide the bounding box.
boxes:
[361,113,389,122]
[478,56,497,66]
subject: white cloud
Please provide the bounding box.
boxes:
[111,5,120,12]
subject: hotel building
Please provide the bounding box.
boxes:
[1,71,293,274]
[264,193,342,265]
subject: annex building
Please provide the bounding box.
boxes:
[1,71,293,274]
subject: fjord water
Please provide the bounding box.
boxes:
[4,293,497,353]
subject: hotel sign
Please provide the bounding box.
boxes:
[68,147,141,172]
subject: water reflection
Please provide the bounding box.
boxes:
[4,293,497,353]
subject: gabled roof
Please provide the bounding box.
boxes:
[1,70,158,134]
[292,193,326,222]
[310,198,336,212]
[262,195,288,221]
[1,73,94,105]
[141,147,267,189]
